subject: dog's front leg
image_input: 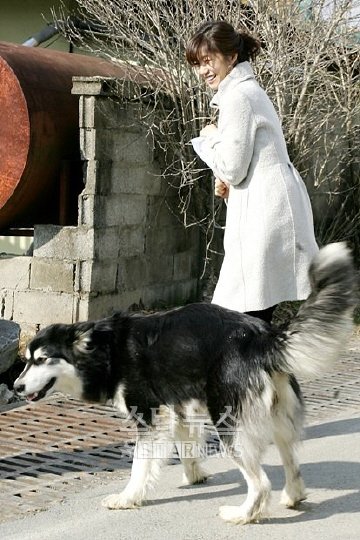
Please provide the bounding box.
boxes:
[102,433,166,510]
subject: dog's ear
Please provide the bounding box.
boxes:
[73,327,94,354]
[73,320,113,354]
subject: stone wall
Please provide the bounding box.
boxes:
[0,76,200,344]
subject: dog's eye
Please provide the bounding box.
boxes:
[33,357,47,366]
[46,358,62,365]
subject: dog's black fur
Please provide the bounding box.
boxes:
[30,306,288,412]
[15,243,355,523]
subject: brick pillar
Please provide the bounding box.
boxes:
[70,76,200,320]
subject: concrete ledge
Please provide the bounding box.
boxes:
[72,76,119,96]
[30,259,74,293]
[34,226,95,261]
[12,291,75,325]
[76,261,118,293]
[0,256,31,289]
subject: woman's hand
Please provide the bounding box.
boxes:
[200,124,217,137]
[214,178,229,199]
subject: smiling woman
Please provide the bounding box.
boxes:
[186,20,260,72]
[191,51,237,90]
[186,20,319,323]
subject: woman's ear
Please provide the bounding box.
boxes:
[229,52,238,67]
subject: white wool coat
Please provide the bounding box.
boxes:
[195,61,318,312]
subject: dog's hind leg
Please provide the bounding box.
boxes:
[173,414,208,486]
[273,426,306,508]
[271,375,307,508]
[217,429,272,524]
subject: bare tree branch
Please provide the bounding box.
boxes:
[52,0,360,277]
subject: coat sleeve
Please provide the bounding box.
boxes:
[204,92,257,185]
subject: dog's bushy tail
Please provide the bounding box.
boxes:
[282,242,356,379]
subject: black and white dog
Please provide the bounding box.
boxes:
[14,243,355,524]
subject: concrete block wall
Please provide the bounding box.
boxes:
[0,76,200,342]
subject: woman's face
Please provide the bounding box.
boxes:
[195,48,237,90]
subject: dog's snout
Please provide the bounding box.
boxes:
[14,382,25,395]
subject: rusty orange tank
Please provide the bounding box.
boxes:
[0,42,132,230]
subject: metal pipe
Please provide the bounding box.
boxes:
[22,24,59,47]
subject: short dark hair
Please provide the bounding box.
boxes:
[186,20,260,67]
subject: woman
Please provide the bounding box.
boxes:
[186,21,318,323]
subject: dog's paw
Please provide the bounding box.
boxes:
[280,479,307,508]
[219,505,253,524]
[280,489,307,508]
[182,467,208,486]
[101,493,141,510]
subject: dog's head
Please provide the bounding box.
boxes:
[14,319,114,403]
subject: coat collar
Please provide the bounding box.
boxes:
[210,61,255,108]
